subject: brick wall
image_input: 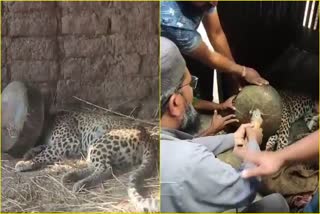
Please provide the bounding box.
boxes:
[2,2,159,119]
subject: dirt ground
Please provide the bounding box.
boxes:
[1,153,159,212]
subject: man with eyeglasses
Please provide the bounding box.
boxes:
[160,37,289,212]
[161,1,269,97]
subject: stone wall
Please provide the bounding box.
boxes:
[2,2,159,119]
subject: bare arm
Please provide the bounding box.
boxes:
[161,14,268,85]
[203,11,234,61]
[193,95,236,111]
[193,99,223,111]
[278,130,319,164]
[187,40,243,76]
[196,110,238,137]
[237,130,319,178]
[187,37,268,86]
[194,10,268,86]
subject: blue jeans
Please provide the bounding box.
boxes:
[241,193,290,212]
[304,191,319,213]
[161,26,201,54]
[161,1,214,53]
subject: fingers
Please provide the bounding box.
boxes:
[225,104,236,111]
[261,78,269,85]
[230,106,236,111]
[228,95,237,101]
[241,167,266,178]
[222,114,239,125]
[238,123,254,131]
[225,96,237,110]
[254,78,269,86]
[245,68,269,86]
[212,110,219,124]
[223,114,236,120]
[227,101,236,110]
[235,123,254,138]
[224,118,239,125]
[230,95,237,99]
[254,81,263,86]
[254,80,263,86]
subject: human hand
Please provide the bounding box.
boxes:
[221,95,236,111]
[207,110,239,135]
[231,74,245,92]
[243,67,269,86]
[246,127,263,145]
[233,123,254,149]
[235,150,285,178]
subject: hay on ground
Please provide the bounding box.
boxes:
[2,154,159,212]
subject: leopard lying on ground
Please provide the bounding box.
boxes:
[266,91,318,151]
[15,111,159,212]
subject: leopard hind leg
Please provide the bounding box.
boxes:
[62,168,94,184]
[71,143,112,192]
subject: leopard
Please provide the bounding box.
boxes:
[265,91,318,151]
[14,111,160,212]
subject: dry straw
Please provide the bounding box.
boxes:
[2,156,159,212]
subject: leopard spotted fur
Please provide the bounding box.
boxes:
[15,111,159,212]
[266,92,318,151]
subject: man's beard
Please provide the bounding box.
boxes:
[179,104,201,135]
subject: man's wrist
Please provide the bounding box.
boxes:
[205,128,216,136]
[274,150,287,166]
[217,103,225,110]
[231,64,245,77]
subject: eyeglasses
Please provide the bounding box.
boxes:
[160,75,199,115]
[177,75,198,91]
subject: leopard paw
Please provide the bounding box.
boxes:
[72,180,87,193]
[15,160,36,172]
